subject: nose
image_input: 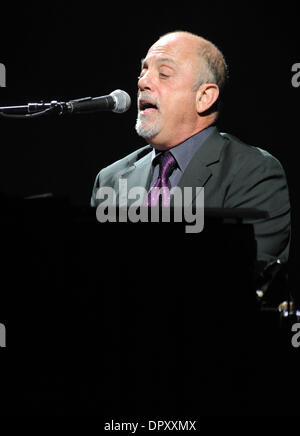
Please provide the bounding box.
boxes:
[138,70,153,92]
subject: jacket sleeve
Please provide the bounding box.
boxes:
[225,150,291,266]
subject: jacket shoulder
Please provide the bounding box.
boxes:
[94,145,151,187]
[220,132,285,172]
[91,144,151,207]
[100,144,151,178]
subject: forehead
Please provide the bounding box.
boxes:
[144,34,198,66]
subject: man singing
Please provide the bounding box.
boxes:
[91,31,290,268]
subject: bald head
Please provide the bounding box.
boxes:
[157,31,228,93]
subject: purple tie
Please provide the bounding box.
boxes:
[146,151,177,206]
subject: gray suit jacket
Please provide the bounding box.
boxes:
[91,127,291,265]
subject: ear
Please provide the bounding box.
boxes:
[195,83,219,114]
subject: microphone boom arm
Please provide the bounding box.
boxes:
[0,100,68,119]
[0,90,131,119]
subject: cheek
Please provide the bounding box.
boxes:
[164,94,196,125]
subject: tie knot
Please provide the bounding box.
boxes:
[158,151,177,180]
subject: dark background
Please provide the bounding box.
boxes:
[1,2,298,266]
[0,2,299,417]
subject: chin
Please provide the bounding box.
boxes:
[135,117,162,143]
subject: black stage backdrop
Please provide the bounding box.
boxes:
[1,3,298,263]
[0,2,299,419]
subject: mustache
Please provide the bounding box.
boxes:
[137,92,160,111]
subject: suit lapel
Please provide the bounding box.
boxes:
[118,148,152,204]
[177,128,226,204]
[177,162,212,190]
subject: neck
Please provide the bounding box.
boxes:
[150,120,215,151]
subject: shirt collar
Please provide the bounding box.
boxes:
[151,126,215,172]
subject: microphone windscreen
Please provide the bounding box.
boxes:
[110,89,131,113]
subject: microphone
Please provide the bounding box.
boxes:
[0,89,131,118]
[68,89,131,114]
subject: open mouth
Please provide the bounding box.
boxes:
[139,100,159,114]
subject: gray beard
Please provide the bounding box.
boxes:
[135,113,162,141]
